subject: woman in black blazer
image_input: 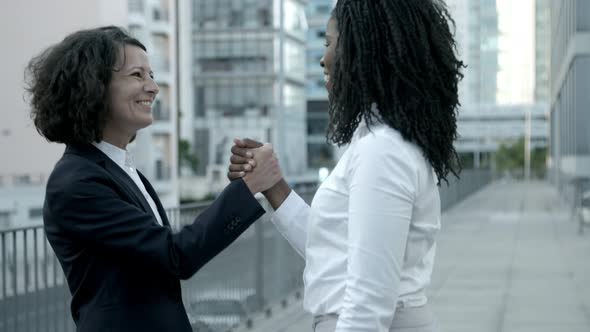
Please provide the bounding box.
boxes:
[25,26,282,332]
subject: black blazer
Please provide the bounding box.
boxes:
[43,144,265,332]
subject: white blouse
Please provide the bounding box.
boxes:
[92,141,163,226]
[271,121,441,332]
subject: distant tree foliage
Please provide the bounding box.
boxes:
[495,137,547,178]
[179,139,199,174]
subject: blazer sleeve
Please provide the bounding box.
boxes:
[44,170,265,280]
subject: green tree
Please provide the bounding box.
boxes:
[178,139,199,174]
[495,137,547,178]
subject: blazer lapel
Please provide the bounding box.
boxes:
[104,162,158,220]
[138,171,171,228]
[65,144,158,223]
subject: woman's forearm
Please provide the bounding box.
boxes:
[262,178,292,210]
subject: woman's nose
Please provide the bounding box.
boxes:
[145,79,159,95]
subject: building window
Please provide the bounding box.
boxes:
[152,33,170,72]
[229,10,244,27]
[307,114,329,135]
[153,6,168,21]
[153,85,170,121]
[258,8,271,26]
[155,159,171,180]
[194,129,210,175]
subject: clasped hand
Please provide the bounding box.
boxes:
[228,138,282,194]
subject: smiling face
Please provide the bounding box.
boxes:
[320,17,339,92]
[103,44,158,147]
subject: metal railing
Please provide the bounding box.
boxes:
[0,170,490,332]
[0,227,71,332]
[439,168,492,210]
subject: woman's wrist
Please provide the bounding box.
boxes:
[262,178,291,210]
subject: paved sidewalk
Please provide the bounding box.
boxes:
[236,181,590,332]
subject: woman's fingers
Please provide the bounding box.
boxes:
[229,164,252,172]
[230,154,256,167]
[227,171,245,180]
[231,145,253,158]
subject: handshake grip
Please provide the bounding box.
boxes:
[241,143,283,194]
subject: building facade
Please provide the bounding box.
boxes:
[535,0,551,103]
[0,0,179,229]
[305,0,338,172]
[127,0,180,207]
[446,0,501,166]
[180,0,308,198]
[456,104,549,154]
[549,0,590,188]
[0,0,128,229]
[446,0,499,107]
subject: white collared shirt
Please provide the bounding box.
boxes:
[272,122,441,331]
[92,141,163,226]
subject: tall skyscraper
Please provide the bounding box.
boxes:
[446,0,499,107]
[549,0,590,187]
[180,0,308,196]
[534,0,550,103]
[479,0,499,104]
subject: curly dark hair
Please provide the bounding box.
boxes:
[25,26,146,145]
[327,0,464,184]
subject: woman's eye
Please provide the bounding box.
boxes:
[131,72,142,78]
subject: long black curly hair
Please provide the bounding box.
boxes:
[327,0,464,184]
[25,26,146,145]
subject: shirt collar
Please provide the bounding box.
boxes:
[353,103,383,140]
[92,141,135,169]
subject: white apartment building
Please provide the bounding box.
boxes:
[127,0,179,207]
[179,0,309,199]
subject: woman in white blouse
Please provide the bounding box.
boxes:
[229,0,463,331]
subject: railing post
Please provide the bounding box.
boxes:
[53,255,58,332]
[24,230,30,332]
[12,231,18,332]
[254,216,265,311]
[34,229,39,332]
[1,233,5,332]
